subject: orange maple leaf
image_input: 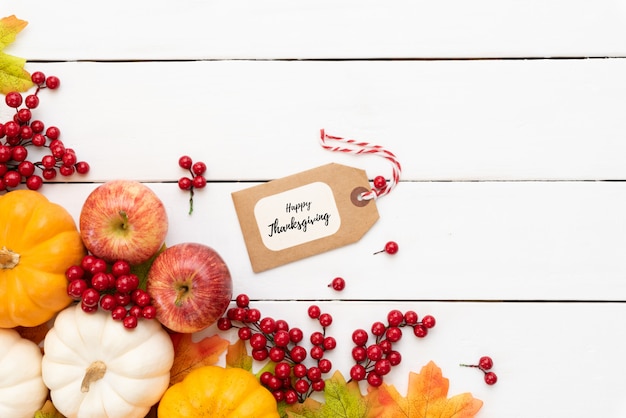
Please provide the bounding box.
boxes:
[371,361,483,418]
[225,338,254,371]
[168,332,230,385]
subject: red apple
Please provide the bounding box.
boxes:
[79,180,168,265]
[146,242,233,333]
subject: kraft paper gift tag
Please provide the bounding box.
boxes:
[232,163,379,272]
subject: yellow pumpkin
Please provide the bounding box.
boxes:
[0,190,86,328]
[158,366,280,418]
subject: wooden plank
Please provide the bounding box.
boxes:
[6,0,626,60]
[199,300,626,417]
[8,59,626,183]
[41,181,626,302]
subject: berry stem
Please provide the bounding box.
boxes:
[188,187,194,215]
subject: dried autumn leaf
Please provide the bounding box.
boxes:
[168,332,229,385]
[0,15,32,94]
[225,338,253,372]
[372,361,483,418]
[34,400,64,418]
[15,321,50,346]
[286,371,382,418]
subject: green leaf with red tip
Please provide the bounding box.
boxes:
[0,15,33,94]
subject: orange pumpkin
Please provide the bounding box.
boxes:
[158,366,279,417]
[0,190,85,328]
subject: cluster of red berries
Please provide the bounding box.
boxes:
[177,155,207,214]
[0,72,89,192]
[349,309,436,387]
[65,254,156,329]
[217,295,336,404]
[460,356,498,385]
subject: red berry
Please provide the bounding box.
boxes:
[318,313,332,327]
[2,171,20,188]
[5,92,22,108]
[45,76,60,89]
[236,293,250,308]
[244,308,261,323]
[374,359,392,376]
[312,380,325,392]
[252,348,269,361]
[373,175,387,189]
[249,333,268,350]
[111,260,131,277]
[128,305,143,318]
[284,389,298,404]
[371,321,386,336]
[269,346,285,362]
[479,356,494,370]
[350,364,366,381]
[141,306,156,320]
[385,326,403,342]
[329,277,345,291]
[192,161,207,175]
[374,241,399,255]
[81,288,100,307]
[274,362,291,379]
[178,177,192,190]
[123,315,138,329]
[67,279,88,299]
[413,325,428,338]
[259,317,276,333]
[366,344,383,361]
[288,327,304,343]
[99,294,117,311]
[367,372,383,387]
[25,94,39,109]
[404,310,418,325]
[386,350,402,366]
[310,331,324,346]
[274,330,290,347]
[65,265,85,281]
[307,305,321,319]
[192,175,206,189]
[319,359,332,374]
[421,315,436,329]
[352,346,367,362]
[91,272,111,291]
[18,161,35,177]
[31,71,46,85]
[352,329,369,346]
[25,175,43,191]
[322,336,337,351]
[178,155,193,169]
[131,289,151,307]
[111,306,127,321]
[45,126,60,140]
[310,345,324,360]
[387,309,404,327]
[114,292,131,307]
[217,317,232,330]
[294,379,309,394]
[75,161,90,174]
[484,371,498,385]
[289,345,307,363]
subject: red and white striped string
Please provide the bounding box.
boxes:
[319,129,401,200]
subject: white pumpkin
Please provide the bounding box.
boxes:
[0,328,48,418]
[42,304,175,418]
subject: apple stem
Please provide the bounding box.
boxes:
[118,210,129,229]
[175,284,190,307]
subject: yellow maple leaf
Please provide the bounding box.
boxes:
[168,332,230,385]
[0,15,33,94]
[372,361,483,418]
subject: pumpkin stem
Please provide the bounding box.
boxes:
[81,360,107,392]
[0,246,19,269]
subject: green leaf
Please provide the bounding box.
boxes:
[0,15,32,94]
[285,371,379,418]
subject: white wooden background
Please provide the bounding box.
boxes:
[5,0,626,416]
